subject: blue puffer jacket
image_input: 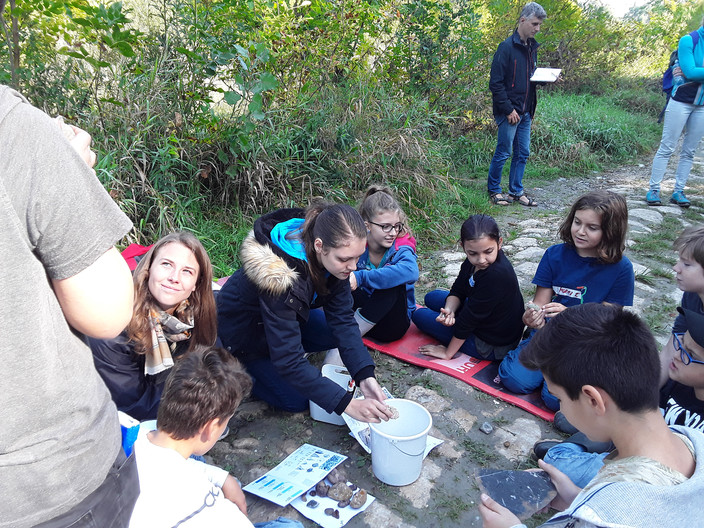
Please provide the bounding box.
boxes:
[673,26,704,105]
[489,30,540,119]
[353,233,418,320]
[216,208,376,415]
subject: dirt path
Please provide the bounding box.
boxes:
[210,158,704,528]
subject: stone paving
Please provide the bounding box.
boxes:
[212,159,704,528]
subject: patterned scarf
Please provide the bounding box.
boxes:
[145,300,194,375]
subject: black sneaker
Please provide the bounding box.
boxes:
[553,411,579,435]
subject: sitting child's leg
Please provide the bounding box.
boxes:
[498,331,545,394]
[541,381,560,411]
[543,443,608,488]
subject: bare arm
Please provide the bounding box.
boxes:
[52,247,134,338]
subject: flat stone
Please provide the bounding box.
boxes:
[447,408,478,433]
[513,261,539,279]
[628,220,652,233]
[518,219,544,229]
[510,237,538,248]
[404,386,451,413]
[512,247,546,261]
[521,227,551,236]
[440,251,465,262]
[475,469,556,520]
[399,460,442,508]
[631,262,648,276]
[629,208,664,224]
[494,418,542,460]
[479,422,493,434]
[363,502,415,528]
[442,262,462,278]
[236,400,269,420]
[429,428,462,459]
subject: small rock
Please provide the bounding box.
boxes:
[480,422,493,434]
[324,508,335,516]
[328,481,353,501]
[338,499,350,508]
[503,441,510,448]
[300,494,307,503]
[348,483,358,491]
[306,500,319,509]
[350,489,368,509]
[315,481,329,497]
[326,467,347,485]
[309,490,316,497]
[333,510,340,519]
[388,406,400,419]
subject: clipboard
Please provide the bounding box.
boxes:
[530,67,561,82]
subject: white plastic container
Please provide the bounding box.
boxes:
[309,364,352,426]
[369,399,432,486]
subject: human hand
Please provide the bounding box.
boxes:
[358,377,387,402]
[538,459,581,511]
[344,396,393,423]
[478,493,522,528]
[349,272,358,291]
[673,66,683,77]
[540,302,567,318]
[436,307,455,327]
[507,110,520,125]
[221,474,248,515]
[419,344,452,360]
[56,118,97,170]
[522,305,545,329]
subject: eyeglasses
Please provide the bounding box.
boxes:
[368,221,404,233]
[673,333,704,366]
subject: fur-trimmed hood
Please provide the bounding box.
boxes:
[239,231,299,296]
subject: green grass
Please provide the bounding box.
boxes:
[462,438,499,466]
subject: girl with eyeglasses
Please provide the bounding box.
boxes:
[345,185,419,344]
[412,214,524,361]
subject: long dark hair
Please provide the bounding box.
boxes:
[558,190,627,264]
[460,214,501,245]
[300,201,366,294]
[128,231,217,354]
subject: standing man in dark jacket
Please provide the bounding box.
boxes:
[487,2,546,207]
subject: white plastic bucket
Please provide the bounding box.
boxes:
[309,364,351,426]
[369,399,432,486]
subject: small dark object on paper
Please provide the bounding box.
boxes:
[474,469,556,520]
[306,500,319,509]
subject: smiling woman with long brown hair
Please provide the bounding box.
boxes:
[90,231,217,421]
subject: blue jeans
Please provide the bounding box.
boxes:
[412,290,479,357]
[498,331,560,410]
[487,112,532,196]
[649,99,704,193]
[544,443,607,488]
[245,309,338,413]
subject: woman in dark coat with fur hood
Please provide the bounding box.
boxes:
[217,202,393,423]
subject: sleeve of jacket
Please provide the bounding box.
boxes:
[449,259,473,300]
[353,246,419,291]
[258,290,349,414]
[323,278,376,387]
[89,334,167,421]
[453,264,513,340]
[679,31,704,82]
[489,41,515,116]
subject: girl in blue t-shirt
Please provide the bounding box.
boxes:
[499,190,634,409]
[412,214,524,361]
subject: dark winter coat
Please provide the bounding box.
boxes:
[217,208,375,414]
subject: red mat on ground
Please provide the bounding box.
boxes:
[363,322,555,422]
